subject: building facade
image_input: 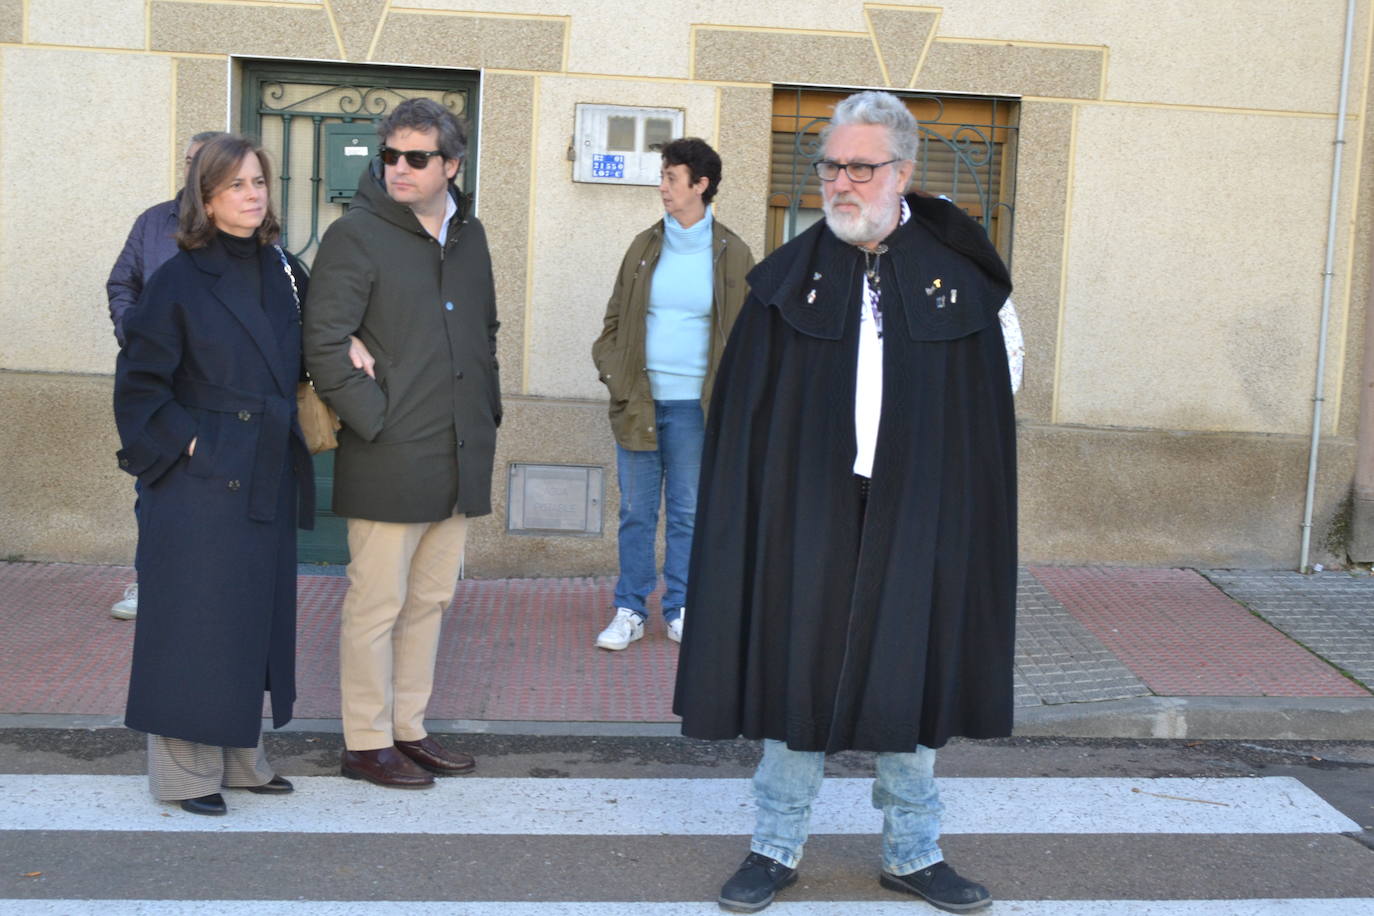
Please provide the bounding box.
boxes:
[3,0,1371,573]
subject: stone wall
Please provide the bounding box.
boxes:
[1,0,1368,572]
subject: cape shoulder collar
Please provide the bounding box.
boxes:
[746,194,1010,341]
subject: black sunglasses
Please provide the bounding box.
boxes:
[379,146,446,169]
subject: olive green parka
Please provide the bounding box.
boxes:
[303,168,501,522]
[591,215,754,450]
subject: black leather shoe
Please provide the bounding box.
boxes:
[718,852,797,913]
[394,736,476,775]
[244,774,294,794]
[880,861,991,912]
[179,793,227,816]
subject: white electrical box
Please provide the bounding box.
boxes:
[573,103,684,185]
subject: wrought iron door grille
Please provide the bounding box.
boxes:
[241,61,479,265]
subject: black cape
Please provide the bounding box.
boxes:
[672,194,1016,752]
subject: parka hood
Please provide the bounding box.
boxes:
[349,161,472,236]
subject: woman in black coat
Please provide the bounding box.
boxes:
[113,134,314,816]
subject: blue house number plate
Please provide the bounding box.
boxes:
[592,154,626,179]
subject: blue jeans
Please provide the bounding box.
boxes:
[613,399,703,619]
[751,738,944,875]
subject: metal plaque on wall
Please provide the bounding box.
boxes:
[507,464,604,537]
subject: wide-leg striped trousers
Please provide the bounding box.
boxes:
[146,733,274,800]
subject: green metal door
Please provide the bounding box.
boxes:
[240,60,480,565]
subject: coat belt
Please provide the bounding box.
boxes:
[174,378,294,524]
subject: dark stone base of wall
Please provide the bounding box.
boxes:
[1,372,1352,574]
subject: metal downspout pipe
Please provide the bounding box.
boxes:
[1300,0,1358,573]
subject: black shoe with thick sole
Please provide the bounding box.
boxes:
[879,861,992,912]
[718,852,798,913]
[179,793,227,816]
[244,774,294,794]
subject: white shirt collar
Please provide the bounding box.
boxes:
[435,192,458,247]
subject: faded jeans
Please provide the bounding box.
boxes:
[612,399,703,619]
[750,738,944,875]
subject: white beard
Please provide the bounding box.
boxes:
[822,190,900,247]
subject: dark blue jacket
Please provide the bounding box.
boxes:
[106,191,183,347]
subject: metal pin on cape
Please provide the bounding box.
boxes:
[807,289,817,304]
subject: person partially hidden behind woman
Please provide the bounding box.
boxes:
[113,134,315,816]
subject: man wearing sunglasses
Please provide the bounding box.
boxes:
[674,90,1021,913]
[304,97,500,790]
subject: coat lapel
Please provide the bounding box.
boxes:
[259,245,302,393]
[190,243,294,397]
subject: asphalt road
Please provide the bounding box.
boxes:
[2,731,1372,914]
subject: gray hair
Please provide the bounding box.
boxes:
[820,90,920,162]
[377,97,467,161]
[189,130,227,145]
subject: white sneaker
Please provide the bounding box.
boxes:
[110,582,138,620]
[667,608,685,643]
[595,607,644,651]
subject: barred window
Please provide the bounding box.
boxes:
[768,87,1019,265]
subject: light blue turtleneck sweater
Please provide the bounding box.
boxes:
[646,207,714,400]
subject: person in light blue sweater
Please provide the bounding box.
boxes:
[591,138,755,650]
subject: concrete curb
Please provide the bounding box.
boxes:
[4,698,1374,741]
[0,714,685,738]
[1013,696,1374,741]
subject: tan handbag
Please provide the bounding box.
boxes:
[277,245,341,455]
[296,380,340,455]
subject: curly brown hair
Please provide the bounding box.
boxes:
[661,137,722,205]
[177,134,281,250]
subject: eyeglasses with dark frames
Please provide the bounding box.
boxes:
[813,159,900,183]
[379,146,446,169]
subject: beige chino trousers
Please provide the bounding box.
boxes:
[339,512,468,751]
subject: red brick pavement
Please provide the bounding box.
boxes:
[0,562,136,716]
[1029,566,1370,698]
[3,562,1367,725]
[0,563,682,722]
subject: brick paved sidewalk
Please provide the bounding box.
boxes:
[0,562,1369,726]
[1203,569,1374,690]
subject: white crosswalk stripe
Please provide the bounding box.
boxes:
[2,771,1368,914]
[0,775,1358,835]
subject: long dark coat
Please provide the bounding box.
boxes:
[302,168,501,523]
[672,194,1017,753]
[113,237,314,748]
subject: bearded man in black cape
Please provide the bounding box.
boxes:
[673,90,1024,914]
